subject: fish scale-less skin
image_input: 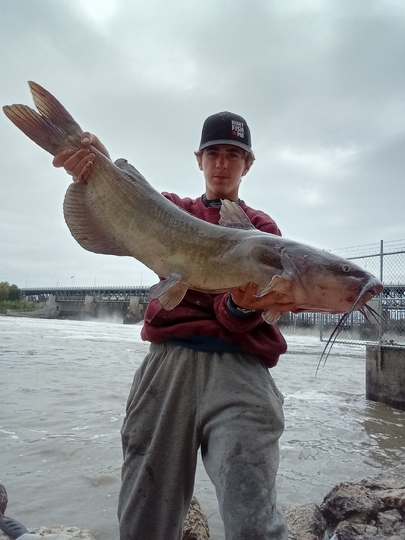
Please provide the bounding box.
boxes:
[72,156,256,288]
[4,83,277,292]
[64,150,276,293]
[3,82,383,316]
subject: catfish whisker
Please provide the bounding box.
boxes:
[316,311,351,376]
[362,303,387,325]
[316,281,385,376]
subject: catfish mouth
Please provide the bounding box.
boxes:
[353,280,384,310]
[291,278,384,315]
[317,278,384,374]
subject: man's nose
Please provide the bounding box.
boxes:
[215,155,227,168]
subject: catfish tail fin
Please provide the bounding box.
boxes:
[2,81,83,156]
[29,81,77,127]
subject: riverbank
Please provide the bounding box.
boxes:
[2,467,405,539]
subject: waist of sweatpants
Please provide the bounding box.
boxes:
[150,335,246,354]
[149,341,173,352]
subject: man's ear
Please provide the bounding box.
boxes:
[242,164,251,176]
[196,155,203,171]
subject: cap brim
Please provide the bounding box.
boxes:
[199,139,253,154]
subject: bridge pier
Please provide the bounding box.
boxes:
[44,294,61,317]
[366,345,405,411]
[83,295,96,316]
[124,296,143,324]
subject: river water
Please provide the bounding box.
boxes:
[1,316,405,539]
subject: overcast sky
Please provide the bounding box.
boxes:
[1,0,404,289]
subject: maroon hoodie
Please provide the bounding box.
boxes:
[141,193,287,367]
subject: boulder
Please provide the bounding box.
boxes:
[0,526,95,540]
[0,496,209,540]
[320,465,405,539]
[282,503,327,540]
[182,497,210,540]
[281,466,405,540]
[0,485,7,515]
[321,482,383,526]
[2,467,405,540]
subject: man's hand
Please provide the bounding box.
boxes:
[52,132,110,183]
[230,282,299,313]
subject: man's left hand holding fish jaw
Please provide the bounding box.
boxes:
[52,132,110,183]
[230,282,298,313]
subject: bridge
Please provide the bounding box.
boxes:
[15,282,405,332]
[22,285,150,303]
[20,285,151,323]
[22,283,405,302]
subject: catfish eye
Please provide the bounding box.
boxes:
[341,264,351,273]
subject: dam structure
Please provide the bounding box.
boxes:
[20,285,150,323]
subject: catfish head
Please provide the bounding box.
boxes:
[276,241,383,314]
[220,200,382,323]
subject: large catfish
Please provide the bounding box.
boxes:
[3,82,383,323]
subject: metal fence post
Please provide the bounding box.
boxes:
[320,313,323,342]
[377,240,384,368]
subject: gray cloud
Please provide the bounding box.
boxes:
[1,0,404,287]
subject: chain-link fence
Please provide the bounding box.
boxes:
[278,239,405,346]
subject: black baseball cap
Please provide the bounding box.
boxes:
[199,111,252,154]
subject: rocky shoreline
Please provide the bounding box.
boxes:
[1,466,405,539]
[282,466,405,540]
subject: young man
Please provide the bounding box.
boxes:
[53,112,289,540]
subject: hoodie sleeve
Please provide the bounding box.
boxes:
[213,292,265,333]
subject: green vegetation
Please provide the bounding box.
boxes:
[0,282,36,314]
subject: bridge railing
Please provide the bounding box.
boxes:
[22,286,151,303]
[21,240,405,344]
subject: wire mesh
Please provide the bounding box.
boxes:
[278,240,405,347]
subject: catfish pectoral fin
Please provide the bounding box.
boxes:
[262,309,282,324]
[149,274,188,310]
[63,183,131,256]
[256,275,294,298]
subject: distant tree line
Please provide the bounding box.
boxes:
[0,282,35,314]
[0,281,21,301]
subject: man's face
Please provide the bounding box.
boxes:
[198,144,250,201]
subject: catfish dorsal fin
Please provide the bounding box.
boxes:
[114,158,150,187]
[219,199,255,230]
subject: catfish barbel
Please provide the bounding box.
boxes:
[3,82,383,324]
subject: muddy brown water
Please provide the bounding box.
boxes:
[1,317,404,539]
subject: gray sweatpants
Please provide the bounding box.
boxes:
[118,342,287,540]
